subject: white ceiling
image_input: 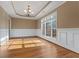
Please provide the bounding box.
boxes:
[0,1,65,20]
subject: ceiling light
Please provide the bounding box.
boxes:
[24,10,27,13]
[23,4,33,17]
[28,10,31,13]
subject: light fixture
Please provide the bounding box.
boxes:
[11,1,34,17]
[24,10,27,13]
[24,4,33,17]
[11,1,51,17]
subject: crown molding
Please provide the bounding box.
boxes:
[11,1,51,17]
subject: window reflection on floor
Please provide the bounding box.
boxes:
[1,38,78,58]
[7,38,46,50]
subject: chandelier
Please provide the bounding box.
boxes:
[11,1,34,17]
[24,4,33,17]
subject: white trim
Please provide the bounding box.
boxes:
[10,29,37,37]
[57,28,79,32]
[0,36,9,45]
[57,28,79,53]
[58,28,79,30]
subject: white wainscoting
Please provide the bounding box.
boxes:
[0,29,9,45]
[57,28,79,53]
[10,28,79,53]
[10,29,37,37]
[37,28,79,53]
[0,36,9,45]
[36,29,42,37]
[37,29,58,44]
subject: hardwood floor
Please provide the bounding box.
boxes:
[0,37,79,58]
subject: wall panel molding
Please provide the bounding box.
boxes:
[10,29,37,37]
[57,28,79,53]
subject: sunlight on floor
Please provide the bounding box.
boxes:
[0,38,78,58]
[24,43,45,48]
[8,45,22,49]
[6,38,58,57]
[7,38,46,50]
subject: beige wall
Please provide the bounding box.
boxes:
[38,1,79,29]
[0,6,11,39]
[0,7,10,29]
[57,1,79,28]
[11,18,38,29]
[37,19,41,29]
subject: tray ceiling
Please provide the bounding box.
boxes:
[0,1,65,20]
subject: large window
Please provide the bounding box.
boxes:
[42,23,45,35]
[46,21,51,36]
[52,17,56,37]
[41,11,57,38]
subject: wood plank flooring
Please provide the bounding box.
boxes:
[0,37,79,58]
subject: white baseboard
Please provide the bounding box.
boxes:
[37,28,79,53]
[9,28,79,53]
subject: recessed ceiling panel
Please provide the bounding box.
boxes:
[12,1,49,17]
[0,1,65,20]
